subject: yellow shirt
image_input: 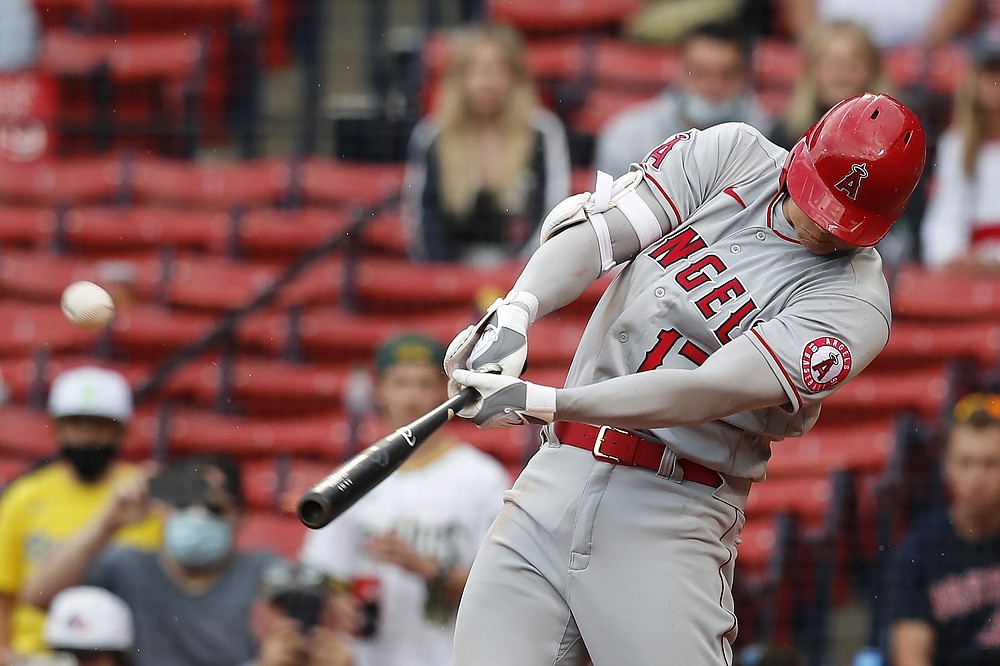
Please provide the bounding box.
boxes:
[0,462,161,654]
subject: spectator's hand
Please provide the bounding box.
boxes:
[258,616,307,666]
[326,592,362,636]
[101,470,155,533]
[307,627,352,666]
[366,533,436,579]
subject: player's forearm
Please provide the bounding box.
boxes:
[554,336,788,428]
[511,222,602,320]
[20,514,116,609]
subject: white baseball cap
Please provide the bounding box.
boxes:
[47,366,133,423]
[44,586,134,652]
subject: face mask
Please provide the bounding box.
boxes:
[164,507,234,569]
[677,92,747,129]
[59,443,119,483]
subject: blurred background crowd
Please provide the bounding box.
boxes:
[1,1,1000,665]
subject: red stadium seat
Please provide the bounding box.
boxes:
[34,0,99,29]
[891,264,1000,321]
[488,0,642,32]
[570,87,655,135]
[240,458,280,509]
[131,157,293,210]
[753,39,804,88]
[0,405,54,460]
[0,157,125,206]
[525,318,587,368]
[0,303,96,359]
[160,257,277,310]
[746,476,834,527]
[62,207,228,255]
[0,458,33,489]
[884,45,968,94]
[870,320,1000,373]
[110,304,217,362]
[819,367,949,425]
[0,208,57,248]
[353,258,522,311]
[233,209,352,259]
[425,34,586,82]
[290,310,473,365]
[237,510,306,559]
[592,39,679,93]
[361,211,409,258]
[225,359,351,416]
[164,408,349,459]
[297,160,405,209]
[449,420,535,470]
[40,31,204,83]
[767,423,896,479]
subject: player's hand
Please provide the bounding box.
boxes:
[444,292,538,378]
[258,616,308,666]
[449,368,556,428]
[366,533,436,579]
[307,626,353,666]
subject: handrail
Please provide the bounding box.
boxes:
[133,193,402,404]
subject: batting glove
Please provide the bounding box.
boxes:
[449,368,556,429]
[443,292,538,378]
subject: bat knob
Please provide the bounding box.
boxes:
[297,492,333,529]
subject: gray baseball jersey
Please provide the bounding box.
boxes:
[552,122,890,481]
[452,123,892,666]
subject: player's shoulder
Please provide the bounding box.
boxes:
[407,117,440,155]
[844,246,891,305]
[701,122,786,163]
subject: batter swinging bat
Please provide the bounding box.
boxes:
[297,386,479,529]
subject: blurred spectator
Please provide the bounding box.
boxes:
[770,20,890,149]
[594,21,772,176]
[403,23,570,264]
[300,334,510,666]
[246,561,352,666]
[921,31,1000,272]
[0,0,39,71]
[22,454,281,666]
[42,586,134,666]
[783,0,976,49]
[0,368,160,661]
[736,644,808,666]
[626,0,742,45]
[887,393,1000,666]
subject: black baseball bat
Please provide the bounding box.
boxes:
[297,386,479,529]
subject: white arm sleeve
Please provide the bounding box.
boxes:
[555,335,788,428]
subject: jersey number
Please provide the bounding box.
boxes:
[645,133,690,170]
[638,328,710,372]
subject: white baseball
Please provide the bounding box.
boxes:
[60,281,115,331]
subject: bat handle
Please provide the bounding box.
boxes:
[444,385,480,416]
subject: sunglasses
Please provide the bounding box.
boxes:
[952,393,1000,423]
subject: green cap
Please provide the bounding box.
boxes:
[375,334,446,375]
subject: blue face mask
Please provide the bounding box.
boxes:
[164,507,234,569]
[677,91,747,129]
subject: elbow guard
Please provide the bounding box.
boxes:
[538,169,659,274]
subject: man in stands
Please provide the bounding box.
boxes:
[300,333,510,666]
[594,20,772,176]
[888,393,1000,665]
[0,367,160,662]
[21,454,292,666]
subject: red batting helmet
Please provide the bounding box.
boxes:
[780,93,926,247]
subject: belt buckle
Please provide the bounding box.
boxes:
[593,425,628,463]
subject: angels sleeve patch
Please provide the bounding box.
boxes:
[801,337,852,392]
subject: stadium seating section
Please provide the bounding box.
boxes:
[1,1,995,658]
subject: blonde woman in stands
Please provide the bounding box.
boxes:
[921,31,1000,273]
[403,24,570,264]
[769,20,890,150]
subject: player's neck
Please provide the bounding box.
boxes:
[950,504,1000,541]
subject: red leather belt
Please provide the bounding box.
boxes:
[553,421,723,489]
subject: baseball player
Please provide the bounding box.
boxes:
[443,93,926,665]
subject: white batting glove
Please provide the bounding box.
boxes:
[443,292,538,378]
[449,368,556,429]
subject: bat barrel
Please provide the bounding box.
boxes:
[296,386,478,529]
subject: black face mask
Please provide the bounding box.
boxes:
[59,443,119,483]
